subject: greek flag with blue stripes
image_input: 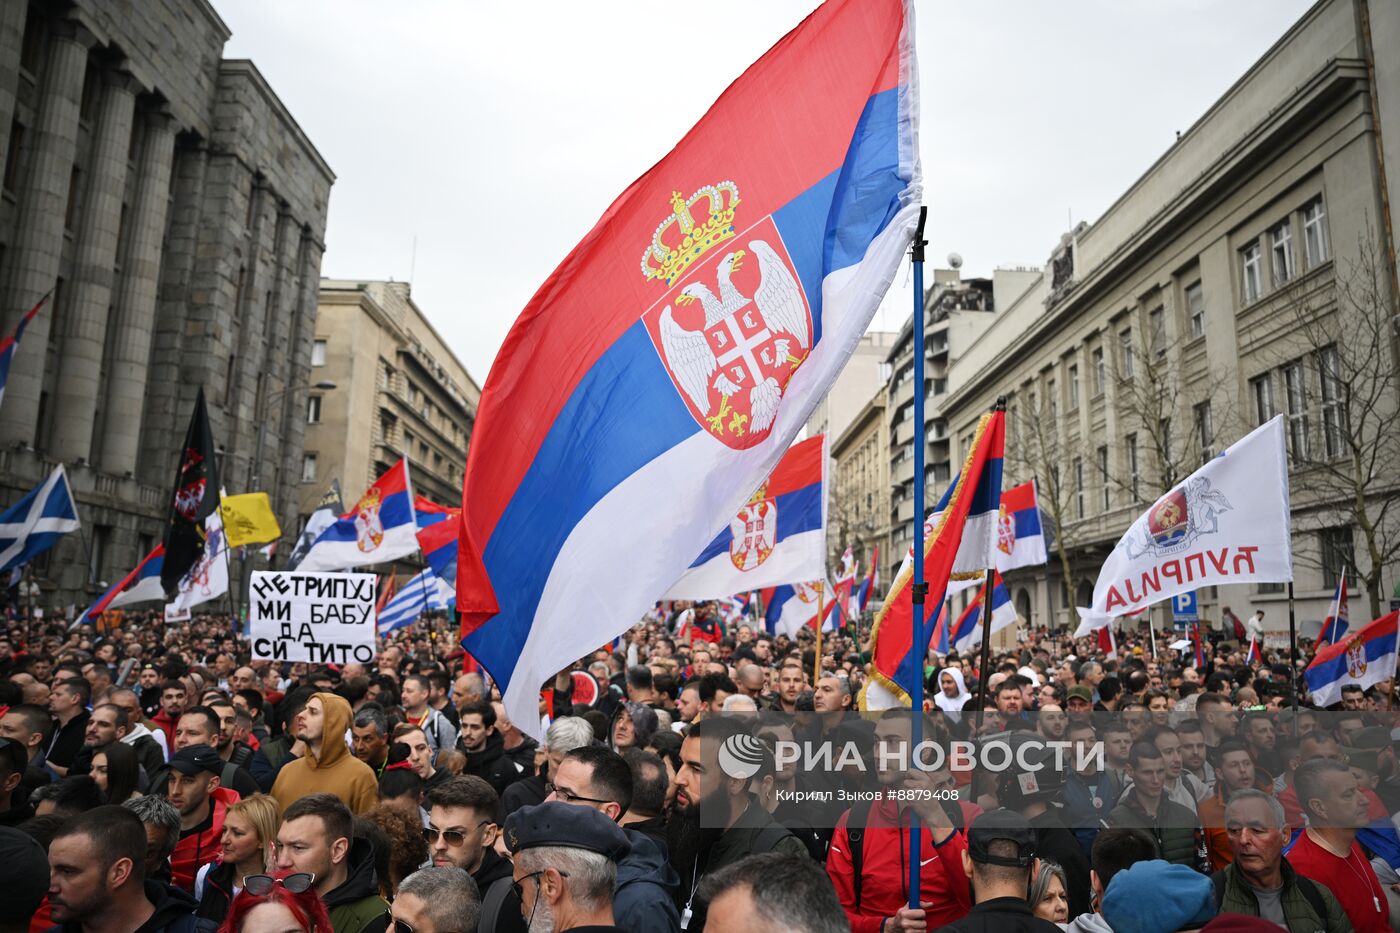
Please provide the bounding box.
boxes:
[378,567,453,635]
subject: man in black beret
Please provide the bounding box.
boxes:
[504,801,630,932]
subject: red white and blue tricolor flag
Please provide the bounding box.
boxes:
[762,580,838,637]
[1321,569,1349,643]
[457,0,920,732]
[75,545,165,627]
[666,434,826,599]
[297,460,419,572]
[1305,611,1398,707]
[1191,622,1206,670]
[0,293,50,411]
[945,572,1015,654]
[855,543,879,613]
[1244,637,1261,665]
[415,497,461,600]
[995,480,1047,573]
[864,410,1005,709]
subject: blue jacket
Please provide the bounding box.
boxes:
[615,827,682,933]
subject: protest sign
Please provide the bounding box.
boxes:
[248,570,377,663]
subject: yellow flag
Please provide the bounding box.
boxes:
[220,492,282,548]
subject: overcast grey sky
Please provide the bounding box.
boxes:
[219,0,1314,383]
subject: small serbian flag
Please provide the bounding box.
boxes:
[75,545,165,627]
[298,459,419,572]
[762,580,837,636]
[1305,611,1398,707]
[1191,623,1206,670]
[667,434,826,599]
[415,499,461,596]
[1098,625,1118,661]
[855,544,880,614]
[1244,637,1261,664]
[0,292,50,410]
[1321,570,1349,644]
[948,572,1015,653]
[996,481,1047,573]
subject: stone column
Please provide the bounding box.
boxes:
[49,68,138,463]
[0,1,29,177]
[99,107,175,475]
[280,232,323,532]
[0,19,91,446]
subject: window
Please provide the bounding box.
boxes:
[311,340,327,367]
[1319,527,1354,589]
[1270,221,1295,286]
[1068,365,1080,410]
[1073,458,1084,519]
[301,454,317,482]
[1195,401,1214,463]
[1302,200,1329,268]
[1097,446,1110,511]
[3,120,23,193]
[381,365,394,391]
[1317,345,1345,459]
[89,525,110,585]
[1047,378,1057,419]
[1119,329,1134,379]
[1091,347,1105,396]
[1148,307,1165,359]
[1126,433,1140,502]
[403,430,414,453]
[64,166,81,231]
[1283,361,1309,461]
[1241,241,1262,303]
[306,396,321,424]
[1250,374,1275,425]
[1186,281,1204,339]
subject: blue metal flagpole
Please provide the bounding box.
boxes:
[908,206,928,911]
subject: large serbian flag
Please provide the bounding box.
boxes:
[667,434,825,599]
[297,460,419,572]
[458,0,920,733]
[1305,611,1398,707]
[1075,416,1292,637]
[864,409,1005,709]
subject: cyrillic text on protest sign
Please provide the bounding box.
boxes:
[248,570,377,664]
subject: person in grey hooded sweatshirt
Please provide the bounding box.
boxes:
[548,744,681,932]
[1060,828,1159,933]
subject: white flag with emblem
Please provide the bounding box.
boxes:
[1075,416,1291,636]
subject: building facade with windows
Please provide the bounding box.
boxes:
[302,281,479,543]
[941,0,1399,634]
[0,0,333,606]
[829,389,889,593]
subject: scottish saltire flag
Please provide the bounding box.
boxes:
[1306,611,1398,706]
[297,460,418,572]
[1322,570,1349,643]
[75,545,165,627]
[167,511,228,613]
[762,580,838,637]
[0,466,80,573]
[863,409,1004,710]
[457,0,920,732]
[996,481,1047,573]
[667,434,826,599]
[0,292,50,411]
[948,572,1015,653]
[1076,417,1291,637]
[378,568,443,635]
[288,481,343,570]
[855,544,879,613]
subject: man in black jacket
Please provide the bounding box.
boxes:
[459,700,522,796]
[931,809,1064,933]
[47,805,215,933]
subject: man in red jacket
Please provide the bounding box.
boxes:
[826,713,972,933]
[166,744,239,891]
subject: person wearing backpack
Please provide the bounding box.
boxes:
[1212,790,1350,933]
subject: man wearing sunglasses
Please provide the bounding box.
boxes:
[504,801,632,933]
[547,745,681,932]
[424,776,526,933]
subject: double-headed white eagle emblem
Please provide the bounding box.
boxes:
[658,240,808,435]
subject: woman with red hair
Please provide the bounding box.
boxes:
[217,872,332,933]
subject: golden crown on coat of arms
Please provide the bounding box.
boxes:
[358,487,382,512]
[640,181,741,286]
[746,482,769,506]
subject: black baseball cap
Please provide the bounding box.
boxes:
[967,808,1037,868]
[168,743,222,776]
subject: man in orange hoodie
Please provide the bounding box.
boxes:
[270,692,378,815]
[167,743,239,891]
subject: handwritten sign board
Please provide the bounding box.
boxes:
[249,571,377,664]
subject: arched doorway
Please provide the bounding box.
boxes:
[1016,588,1032,627]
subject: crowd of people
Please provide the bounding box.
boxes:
[0,600,1397,933]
